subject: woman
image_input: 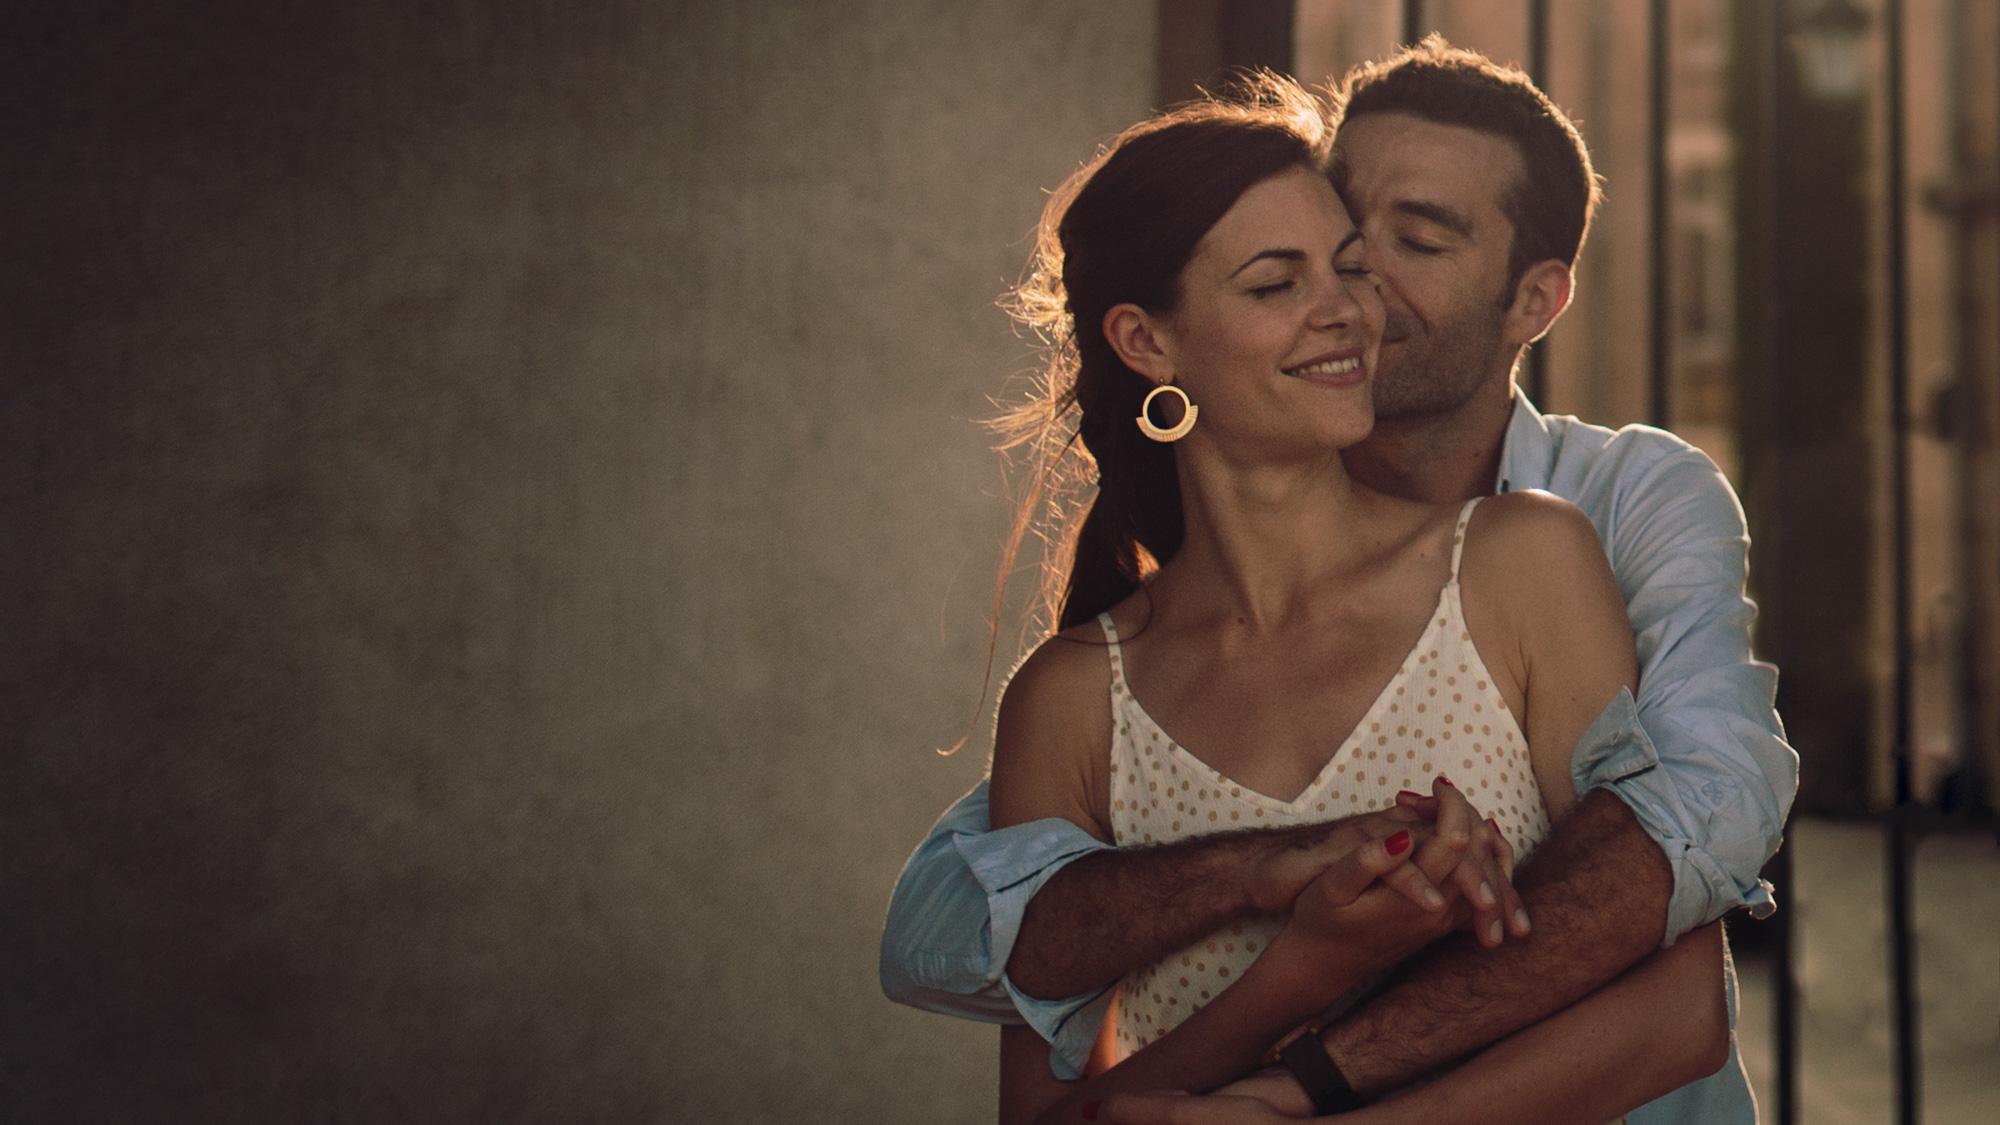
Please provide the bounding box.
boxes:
[981,79,1722,1124]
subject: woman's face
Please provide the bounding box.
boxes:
[1155,166,1385,455]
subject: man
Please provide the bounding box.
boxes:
[883,38,1795,1122]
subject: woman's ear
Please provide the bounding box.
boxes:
[1505,260,1574,347]
[1102,303,1176,383]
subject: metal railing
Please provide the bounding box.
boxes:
[1188,1,1972,1120]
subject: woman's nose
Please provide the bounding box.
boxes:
[1310,272,1361,326]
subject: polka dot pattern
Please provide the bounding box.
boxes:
[1099,498,1550,1059]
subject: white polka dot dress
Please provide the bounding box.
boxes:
[1100,498,1549,1058]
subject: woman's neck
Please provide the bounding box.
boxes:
[1152,444,1388,633]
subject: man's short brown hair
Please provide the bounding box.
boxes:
[1333,34,1604,289]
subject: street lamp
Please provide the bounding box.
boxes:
[1788,0,1873,99]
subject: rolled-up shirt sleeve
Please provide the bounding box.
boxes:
[1583,445,1798,943]
[880,780,1113,1067]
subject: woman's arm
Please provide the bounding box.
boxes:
[987,636,1121,1124]
[1461,490,1640,825]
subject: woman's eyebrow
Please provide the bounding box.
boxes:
[1391,200,1474,237]
[1229,248,1306,277]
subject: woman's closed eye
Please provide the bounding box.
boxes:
[1249,280,1295,297]
[1398,237,1443,255]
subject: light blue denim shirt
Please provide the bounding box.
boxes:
[880,395,1797,1120]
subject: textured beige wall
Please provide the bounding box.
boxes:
[2,2,1152,1119]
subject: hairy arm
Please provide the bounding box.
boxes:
[1348,920,1731,1124]
[1324,787,1671,1092]
[1006,810,1449,1001]
[1096,921,1731,1125]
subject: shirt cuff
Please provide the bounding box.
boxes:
[1568,689,1779,943]
[955,818,1115,1079]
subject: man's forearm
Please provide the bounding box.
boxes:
[1323,789,1672,1094]
[1339,922,1730,1125]
[1008,824,1336,1000]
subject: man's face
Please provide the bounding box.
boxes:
[1330,112,1526,420]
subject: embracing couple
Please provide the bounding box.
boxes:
[883,37,1795,1125]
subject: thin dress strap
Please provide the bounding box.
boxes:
[1448,497,1483,582]
[1096,610,1128,689]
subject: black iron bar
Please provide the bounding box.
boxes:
[1524,0,1550,407]
[1402,0,1423,47]
[1767,4,1800,1123]
[1649,0,1671,426]
[1883,0,1920,1118]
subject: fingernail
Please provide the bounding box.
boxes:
[1487,817,1500,832]
[1082,1102,1101,1121]
[1397,789,1424,801]
[1386,830,1412,855]
[1488,920,1503,944]
[1478,881,1497,906]
[1422,887,1445,909]
[1514,908,1532,933]
[1437,774,1455,787]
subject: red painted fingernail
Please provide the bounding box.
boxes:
[1083,1102,1101,1121]
[1487,817,1500,831]
[1398,789,1424,800]
[1386,830,1412,855]
[1437,775,1455,787]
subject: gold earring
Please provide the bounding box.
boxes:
[1136,384,1198,442]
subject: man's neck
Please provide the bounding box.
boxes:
[1343,386,1517,506]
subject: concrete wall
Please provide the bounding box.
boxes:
[2,2,1153,1119]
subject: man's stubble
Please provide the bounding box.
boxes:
[1370,297,1513,423]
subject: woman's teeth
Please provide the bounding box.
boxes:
[1287,356,1361,377]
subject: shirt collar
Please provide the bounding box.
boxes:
[1494,391,1555,496]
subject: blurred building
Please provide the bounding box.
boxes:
[1265,0,2000,820]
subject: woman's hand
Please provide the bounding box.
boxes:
[1270,779,1520,993]
[1245,781,1521,948]
[1390,778,1528,948]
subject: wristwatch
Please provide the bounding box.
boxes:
[1266,1020,1367,1114]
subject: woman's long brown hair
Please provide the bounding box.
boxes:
[945,74,1334,755]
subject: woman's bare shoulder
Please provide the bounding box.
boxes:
[1456,490,1624,683]
[1471,488,1598,542]
[1004,618,1115,715]
[990,621,1117,833]
[1462,490,1608,598]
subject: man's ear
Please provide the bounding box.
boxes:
[1102,303,1176,383]
[1505,260,1573,347]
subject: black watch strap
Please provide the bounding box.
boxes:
[1277,1031,1367,1115]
